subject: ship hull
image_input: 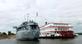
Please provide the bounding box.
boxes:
[40,31,75,38]
[16,30,39,40]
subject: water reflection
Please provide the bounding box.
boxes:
[15,38,80,44]
[0,36,82,44]
[16,40,39,44]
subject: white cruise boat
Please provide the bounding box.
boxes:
[14,20,40,40]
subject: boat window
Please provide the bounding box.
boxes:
[16,26,28,32]
[30,25,38,29]
[17,27,22,31]
[55,29,57,31]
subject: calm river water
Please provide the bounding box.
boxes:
[0,35,82,44]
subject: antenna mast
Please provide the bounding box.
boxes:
[36,12,38,17]
[24,13,29,21]
[27,13,29,21]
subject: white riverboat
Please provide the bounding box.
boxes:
[14,20,40,40]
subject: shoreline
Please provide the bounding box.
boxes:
[0,31,16,40]
[0,35,16,40]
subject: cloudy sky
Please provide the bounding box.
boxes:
[0,0,82,32]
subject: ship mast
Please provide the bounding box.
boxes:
[36,12,38,17]
[24,13,30,21]
[34,12,38,21]
[27,13,29,21]
[24,12,38,22]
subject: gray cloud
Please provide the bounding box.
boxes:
[0,0,82,32]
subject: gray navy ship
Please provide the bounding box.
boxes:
[14,20,40,40]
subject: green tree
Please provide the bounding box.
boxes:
[8,31,11,35]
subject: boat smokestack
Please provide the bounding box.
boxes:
[45,22,48,25]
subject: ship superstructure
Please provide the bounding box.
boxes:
[40,22,74,38]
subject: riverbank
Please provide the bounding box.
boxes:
[0,31,16,40]
[0,35,16,40]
